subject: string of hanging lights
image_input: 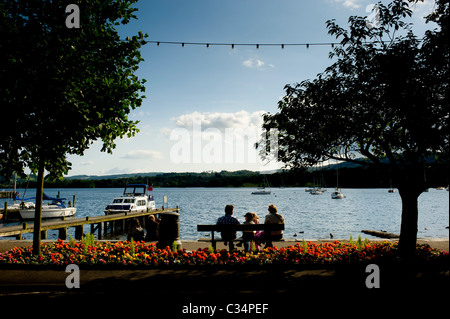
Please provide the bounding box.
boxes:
[147,40,347,49]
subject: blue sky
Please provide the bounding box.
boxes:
[66,0,436,176]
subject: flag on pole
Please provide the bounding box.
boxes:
[147,185,153,191]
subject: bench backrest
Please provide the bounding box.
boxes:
[197,224,284,232]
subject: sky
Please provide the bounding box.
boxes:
[65,0,437,177]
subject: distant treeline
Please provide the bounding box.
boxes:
[1,165,448,189]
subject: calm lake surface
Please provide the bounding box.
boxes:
[1,187,448,241]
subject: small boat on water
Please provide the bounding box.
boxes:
[331,189,344,199]
[310,188,323,195]
[251,176,271,195]
[19,193,76,220]
[104,184,156,214]
[331,162,344,199]
[251,187,271,195]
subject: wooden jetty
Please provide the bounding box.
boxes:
[361,229,400,239]
[0,208,179,240]
[0,191,17,199]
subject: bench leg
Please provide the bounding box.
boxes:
[211,231,216,250]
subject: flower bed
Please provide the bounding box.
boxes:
[0,239,448,268]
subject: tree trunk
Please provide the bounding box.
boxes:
[32,160,45,256]
[397,176,422,260]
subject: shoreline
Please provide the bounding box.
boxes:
[1,237,448,253]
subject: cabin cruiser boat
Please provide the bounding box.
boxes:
[104,184,156,215]
[19,193,76,220]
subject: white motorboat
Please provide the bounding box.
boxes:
[104,184,156,214]
[19,193,76,220]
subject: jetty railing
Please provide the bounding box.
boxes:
[0,191,17,199]
[0,208,180,240]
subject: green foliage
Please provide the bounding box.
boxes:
[260,0,448,188]
[301,239,308,254]
[356,235,363,252]
[69,235,76,246]
[251,241,257,254]
[355,235,370,252]
[130,237,136,256]
[82,232,96,254]
[0,0,148,255]
[0,0,147,179]
[260,0,449,258]
[172,241,179,252]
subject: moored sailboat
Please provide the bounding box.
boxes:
[331,162,344,199]
[18,193,76,220]
[251,176,271,195]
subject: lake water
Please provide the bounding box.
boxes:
[1,187,448,241]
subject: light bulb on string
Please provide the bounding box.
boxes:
[147,40,396,49]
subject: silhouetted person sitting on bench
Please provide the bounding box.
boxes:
[128,218,145,242]
[263,204,284,248]
[216,204,240,250]
[145,214,160,241]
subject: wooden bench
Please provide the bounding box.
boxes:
[197,224,285,250]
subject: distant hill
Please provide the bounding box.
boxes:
[66,172,165,180]
[1,158,447,189]
[64,161,363,181]
[65,169,284,180]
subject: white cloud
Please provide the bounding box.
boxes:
[159,127,172,136]
[332,0,362,10]
[243,58,264,68]
[122,149,164,160]
[169,110,273,166]
[242,58,274,69]
[79,160,94,166]
[173,110,265,132]
[410,0,437,22]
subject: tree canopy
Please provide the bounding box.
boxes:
[0,0,147,179]
[0,0,147,254]
[260,0,449,258]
